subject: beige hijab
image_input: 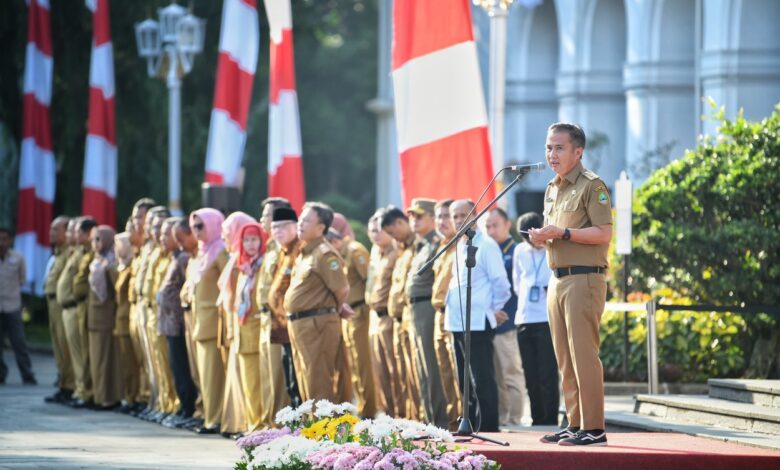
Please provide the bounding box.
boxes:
[88,225,116,303]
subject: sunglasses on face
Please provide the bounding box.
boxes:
[192,223,204,231]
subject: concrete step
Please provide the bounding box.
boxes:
[709,379,780,408]
[635,394,780,436]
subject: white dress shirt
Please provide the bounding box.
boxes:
[445,230,511,332]
[512,242,552,325]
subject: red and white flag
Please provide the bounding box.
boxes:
[82,0,116,227]
[15,0,55,295]
[204,0,259,185]
[264,0,305,212]
[392,0,495,208]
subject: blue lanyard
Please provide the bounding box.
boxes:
[530,249,544,287]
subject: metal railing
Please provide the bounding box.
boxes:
[605,301,780,395]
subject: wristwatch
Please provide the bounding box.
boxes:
[562,228,571,241]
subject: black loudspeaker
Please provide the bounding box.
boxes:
[514,190,545,217]
[201,183,241,215]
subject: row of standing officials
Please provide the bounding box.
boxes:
[41,196,561,436]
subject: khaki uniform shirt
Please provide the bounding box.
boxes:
[255,239,280,310]
[114,267,132,336]
[432,239,455,311]
[283,237,348,313]
[133,241,154,304]
[44,245,68,297]
[56,245,83,307]
[544,162,613,269]
[268,240,301,343]
[387,233,415,320]
[73,247,94,304]
[368,245,398,312]
[406,230,439,299]
[192,249,229,342]
[341,239,369,306]
[87,264,118,331]
[127,249,141,305]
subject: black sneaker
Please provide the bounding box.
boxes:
[558,429,608,447]
[540,427,580,444]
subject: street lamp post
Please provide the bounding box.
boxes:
[134,3,205,215]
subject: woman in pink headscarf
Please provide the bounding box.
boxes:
[232,222,268,432]
[187,208,229,434]
[215,211,255,438]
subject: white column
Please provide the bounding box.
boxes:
[554,0,627,186]
[623,0,696,181]
[700,0,780,134]
[369,0,401,208]
[166,46,183,216]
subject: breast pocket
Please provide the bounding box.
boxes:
[561,196,583,227]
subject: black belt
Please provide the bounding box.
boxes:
[61,301,77,309]
[409,295,431,304]
[287,307,337,322]
[46,294,56,301]
[260,305,271,315]
[554,266,605,279]
[350,300,366,309]
[375,308,388,318]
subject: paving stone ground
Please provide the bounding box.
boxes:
[0,352,239,469]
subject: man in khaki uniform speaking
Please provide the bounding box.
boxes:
[284,202,351,402]
[530,122,612,447]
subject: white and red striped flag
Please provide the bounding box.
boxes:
[264,0,305,212]
[82,0,117,227]
[204,0,260,185]
[15,0,55,295]
[392,0,495,208]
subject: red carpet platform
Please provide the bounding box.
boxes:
[459,432,780,470]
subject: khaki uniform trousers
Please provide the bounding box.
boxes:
[548,272,607,430]
[288,312,342,402]
[392,308,422,420]
[411,301,448,427]
[493,329,526,426]
[152,330,178,414]
[370,312,396,415]
[88,329,120,406]
[221,338,247,434]
[195,338,226,428]
[434,309,460,429]
[128,303,150,403]
[258,312,288,427]
[238,350,262,432]
[115,334,140,404]
[62,305,92,401]
[342,304,377,417]
[47,297,74,390]
[135,304,159,409]
[183,310,204,419]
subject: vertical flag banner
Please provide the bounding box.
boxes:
[204,0,259,185]
[264,0,305,212]
[391,0,495,208]
[15,0,55,295]
[82,0,117,227]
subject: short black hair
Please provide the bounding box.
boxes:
[380,206,407,228]
[149,205,171,219]
[303,202,334,235]
[517,211,543,243]
[0,227,12,237]
[172,217,191,234]
[490,207,510,221]
[434,199,454,211]
[548,122,586,149]
[133,197,157,212]
[261,197,292,211]
[78,216,97,234]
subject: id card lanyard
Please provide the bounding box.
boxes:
[529,249,545,303]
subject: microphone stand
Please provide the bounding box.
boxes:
[418,167,534,447]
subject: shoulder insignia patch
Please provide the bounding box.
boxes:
[598,191,609,205]
[329,259,340,271]
[593,184,606,193]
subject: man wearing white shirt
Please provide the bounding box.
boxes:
[445,200,511,432]
[513,212,559,425]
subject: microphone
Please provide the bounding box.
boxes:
[505,162,547,172]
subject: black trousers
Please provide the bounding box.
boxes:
[166,329,197,417]
[453,329,499,432]
[0,311,35,382]
[517,322,560,425]
[282,342,301,408]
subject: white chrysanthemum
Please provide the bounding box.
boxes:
[250,435,328,468]
[314,399,336,418]
[274,406,295,425]
[423,424,454,443]
[297,399,315,415]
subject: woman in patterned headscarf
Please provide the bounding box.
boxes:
[87,225,120,409]
[187,208,229,434]
[215,211,255,438]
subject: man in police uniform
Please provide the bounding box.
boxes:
[530,122,612,447]
[284,202,351,402]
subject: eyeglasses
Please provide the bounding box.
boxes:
[192,223,204,231]
[92,237,101,242]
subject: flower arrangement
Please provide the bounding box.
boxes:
[235,400,500,470]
